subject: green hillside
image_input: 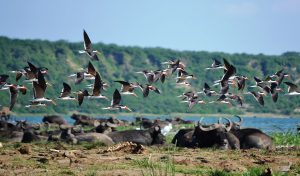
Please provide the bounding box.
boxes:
[0,36,300,116]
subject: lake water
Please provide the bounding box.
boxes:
[10,115,300,134]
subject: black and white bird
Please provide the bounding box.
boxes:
[30,71,56,105]
[57,82,76,101]
[138,84,161,98]
[249,91,265,106]
[85,72,108,100]
[79,30,100,61]
[114,80,139,97]
[102,89,132,111]
[205,59,223,70]
[6,84,27,110]
[284,82,300,95]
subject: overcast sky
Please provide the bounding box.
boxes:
[0,0,300,55]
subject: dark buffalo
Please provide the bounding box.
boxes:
[167,117,193,125]
[107,126,165,146]
[95,122,117,134]
[228,116,274,149]
[0,120,29,142]
[21,128,42,143]
[171,128,194,148]
[75,133,114,146]
[71,113,101,127]
[229,116,273,149]
[43,115,67,125]
[192,118,240,149]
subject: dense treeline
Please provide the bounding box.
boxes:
[0,36,299,116]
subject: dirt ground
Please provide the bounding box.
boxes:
[0,142,299,176]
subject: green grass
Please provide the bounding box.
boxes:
[133,155,175,176]
[271,132,300,146]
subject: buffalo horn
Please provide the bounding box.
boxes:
[223,117,233,132]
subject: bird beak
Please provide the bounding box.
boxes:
[126,107,132,112]
[47,83,52,87]
[96,50,101,54]
[51,100,57,106]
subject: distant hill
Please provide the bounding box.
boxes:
[0,36,299,116]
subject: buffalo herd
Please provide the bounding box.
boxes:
[0,114,275,150]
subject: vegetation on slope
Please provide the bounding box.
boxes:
[0,36,300,115]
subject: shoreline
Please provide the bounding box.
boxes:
[11,112,300,118]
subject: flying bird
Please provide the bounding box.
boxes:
[114,80,139,97]
[250,91,265,106]
[79,29,100,61]
[7,84,27,110]
[102,89,132,111]
[85,72,108,100]
[205,59,223,70]
[31,71,56,105]
[138,84,161,97]
[284,82,300,95]
[57,82,76,101]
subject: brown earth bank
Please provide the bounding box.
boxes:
[0,142,299,176]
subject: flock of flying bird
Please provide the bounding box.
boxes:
[0,30,300,113]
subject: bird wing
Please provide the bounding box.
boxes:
[274,69,283,76]
[272,92,278,102]
[152,86,161,94]
[16,72,23,81]
[33,81,45,98]
[60,82,71,97]
[92,72,103,96]
[213,59,222,67]
[204,83,211,91]
[0,74,9,83]
[112,89,121,106]
[114,80,130,86]
[254,76,262,83]
[37,71,47,91]
[87,61,96,76]
[284,82,298,93]
[142,86,150,97]
[160,74,166,83]
[83,30,92,51]
[221,65,236,83]
[217,94,227,101]
[92,53,99,61]
[251,91,264,106]
[236,96,243,107]
[27,61,38,74]
[9,86,18,110]
[223,58,231,71]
